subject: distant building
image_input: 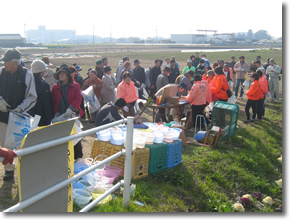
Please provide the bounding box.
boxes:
[171,34,207,44]
[26,26,76,44]
[0,34,25,47]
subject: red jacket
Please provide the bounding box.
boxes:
[52,82,84,118]
[246,80,261,101]
[210,74,229,100]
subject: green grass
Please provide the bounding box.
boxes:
[72,100,282,212]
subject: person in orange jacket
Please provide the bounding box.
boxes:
[243,73,261,123]
[257,69,269,119]
[181,74,208,129]
[210,67,229,102]
[117,72,138,117]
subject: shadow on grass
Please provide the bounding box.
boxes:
[0,179,19,211]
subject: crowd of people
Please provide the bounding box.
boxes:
[0,49,282,181]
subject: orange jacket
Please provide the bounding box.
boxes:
[210,74,229,100]
[202,74,207,81]
[259,75,269,99]
[186,81,207,106]
[117,80,138,103]
[246,80,261,101]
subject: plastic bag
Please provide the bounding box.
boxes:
[4,112,40,150]
[266,92,271,100]
[243,80,249,88]
[227,95,237,104]
[228,81,233,91]
[81,86,100,114]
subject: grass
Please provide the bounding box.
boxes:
[72,99,282,212]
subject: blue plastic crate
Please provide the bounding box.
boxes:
[166,140,182,168]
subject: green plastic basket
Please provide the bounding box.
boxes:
[210,101,239,137]
[145,142,168,174]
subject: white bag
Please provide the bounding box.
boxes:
[81,86,100,114]
[4,112,40,150]
[243,80,249,88]
[266,91,272,100]
[228,81,233,91]
[51,113,83,145]
[227,95,237,104]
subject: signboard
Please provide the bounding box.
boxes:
[17,120,75,212]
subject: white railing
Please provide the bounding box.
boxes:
[1,117,134,212]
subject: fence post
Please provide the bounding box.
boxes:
[123,116,134,208]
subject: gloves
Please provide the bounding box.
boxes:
[12,106,22,113]
[123,106,129,112]
[64,108,73,118]
[0,148,17,165]
[0,99,11,112]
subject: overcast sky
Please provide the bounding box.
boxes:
[0,0,283,39]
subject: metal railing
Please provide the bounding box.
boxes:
[1,117,134,212]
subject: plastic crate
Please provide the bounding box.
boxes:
[166,140,182,168]
[91,140,150,180]
[210,101,239,138]
[131,148,150,180]
[145,143,168,174]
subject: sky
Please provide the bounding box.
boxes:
[0,0,283,39]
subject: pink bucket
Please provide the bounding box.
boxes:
[98,170,116,184]
[104,166,122,180]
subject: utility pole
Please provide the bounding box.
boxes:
[155,28,157,43]
[110,25,112,44]
[93,25,95,45]
[24,23,26,43]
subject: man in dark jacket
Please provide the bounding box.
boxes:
[193,52,201,67]
[95,98,126,126]
[195,59,206,76]
[169,59,180,83]
[95,59,104,79]
[0,49,37,181]
[149,59,161,99]
[133,59,145,85]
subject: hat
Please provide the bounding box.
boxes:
[206,70,214,77]
[104,66,112,73]
[214,67,224,75]
[87,68,92,73]
[187,59,192,63]
[269,58,274,62]
[231,56,235,59]
[75,65,82,71]
[134,59,140,64]
[199,59,205,63]
[119,60,123,65]
[69,65,77,73]
[163,66,171,72]
[239,56,245,59]
[96,59,103,65]
[1,49,21,62]
[179,82,187,90]
[54,66,72,81]
[194,74,202,81]
[256,56,261,59]
[31,60,47,74]
[218,60,224,63]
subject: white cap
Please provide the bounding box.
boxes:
[187,59,192,63]
[31,60,47,74]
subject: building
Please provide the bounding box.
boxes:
[26,26,76,44]
[0,34,25,47]
[171,34,207,44]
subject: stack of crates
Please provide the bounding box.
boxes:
[166,140,182,168]
[210,101,239,137]
[91,140,150,180]
[145,143,168,174]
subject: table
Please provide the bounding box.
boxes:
[147,101,190,123]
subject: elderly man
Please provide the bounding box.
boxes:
[266,58,281,102]
[0,49,37,181]
[234,56,250,99]
[182,59,196,74]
